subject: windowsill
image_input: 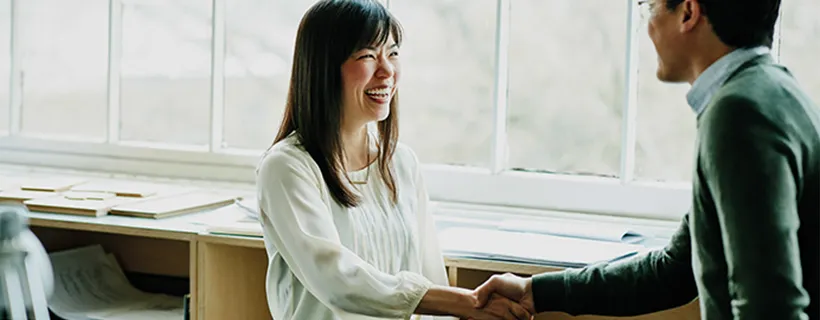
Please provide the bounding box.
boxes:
[1,162,679,261]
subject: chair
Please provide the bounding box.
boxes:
[0,203,53,319]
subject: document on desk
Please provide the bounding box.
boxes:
[189,203,263,237]
[48,245,184,320]
[498,219,645,243]
[438,227,643,268]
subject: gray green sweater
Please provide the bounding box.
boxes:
[532,55,820,319]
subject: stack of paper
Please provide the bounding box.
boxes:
[438,227,643,268]
[190,203,263,237]
[48,245,184,320]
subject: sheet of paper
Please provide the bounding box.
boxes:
[235,195,259,221]
[47,245,184,320]
[438,227,643,268]
[498,219,645,243]
[187,203,248,226]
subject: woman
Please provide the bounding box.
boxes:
[256,0,531,319]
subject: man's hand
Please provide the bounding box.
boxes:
[463,293,532,320]
[474,273,535,315]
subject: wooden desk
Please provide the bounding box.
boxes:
[27,211,699,320]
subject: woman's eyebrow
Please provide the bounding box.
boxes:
[364,43,399,51]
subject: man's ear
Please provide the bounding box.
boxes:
[680,0,703,32]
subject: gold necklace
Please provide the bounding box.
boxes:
[350,134,371,185]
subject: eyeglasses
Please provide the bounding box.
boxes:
[637,0,654,21]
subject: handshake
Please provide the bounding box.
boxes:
[458,273,536,320]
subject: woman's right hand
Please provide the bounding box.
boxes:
[464,293,532,320]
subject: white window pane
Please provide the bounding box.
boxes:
[390,0,496,168]
[779,0,820,106]
[223,0,314,150]
[507,0,626,176]
[20,0,108,139]
[0,0,9,133]
[634,18,696,182]
[120,0,212,146]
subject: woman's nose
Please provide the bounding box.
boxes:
[376,59,394,78]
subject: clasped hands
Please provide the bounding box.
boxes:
[461,273,535,320]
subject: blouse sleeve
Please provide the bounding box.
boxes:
[257,149,433,318]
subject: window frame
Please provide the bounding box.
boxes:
[0,0,785,221]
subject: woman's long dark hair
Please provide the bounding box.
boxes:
[273,0,403,208]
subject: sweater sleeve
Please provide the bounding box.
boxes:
[531,214,698,316]
[701,95,810,319]
[257,149,433,318]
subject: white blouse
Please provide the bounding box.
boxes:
[256,133,456,320]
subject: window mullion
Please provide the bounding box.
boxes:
[490,0,510,174]
[209,0,226,152]
[619,0,640,183]
[107,0,123,143]
[772,11,783,63]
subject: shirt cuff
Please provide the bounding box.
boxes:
[402,271,435,318]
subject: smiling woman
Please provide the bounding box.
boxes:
[255,1,529,319]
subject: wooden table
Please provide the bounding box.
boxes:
[27,210,699,320]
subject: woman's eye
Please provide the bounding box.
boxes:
[359,54,376,60]
[389,51,399,57]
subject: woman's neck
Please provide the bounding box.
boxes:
[340,125,371,172]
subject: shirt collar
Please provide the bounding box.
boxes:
[686,46,771,115]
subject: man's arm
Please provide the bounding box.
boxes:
[530,215,698,316]
[701,95,810,319]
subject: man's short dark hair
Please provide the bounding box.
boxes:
[666,0,781,48]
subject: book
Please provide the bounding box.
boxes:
[23,195,139,217]
[69,180,174,198]
[109,190,241,219]
[0,189,57,203]
[18,176,87,192]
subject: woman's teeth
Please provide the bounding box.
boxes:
[365,87,391,98]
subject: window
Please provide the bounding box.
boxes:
[19,0,108,140]
[779,0,820,107]
[507,0,626,176]
[391,0,497,168]
[223,0,315,151]
[1,0,817,220]
[120,0,212,147]
[0,0,9,134]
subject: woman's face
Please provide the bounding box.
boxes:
[340,34,400,127]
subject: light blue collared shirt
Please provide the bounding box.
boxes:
[686,46,771,115]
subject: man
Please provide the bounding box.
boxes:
[474,0,820,319]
